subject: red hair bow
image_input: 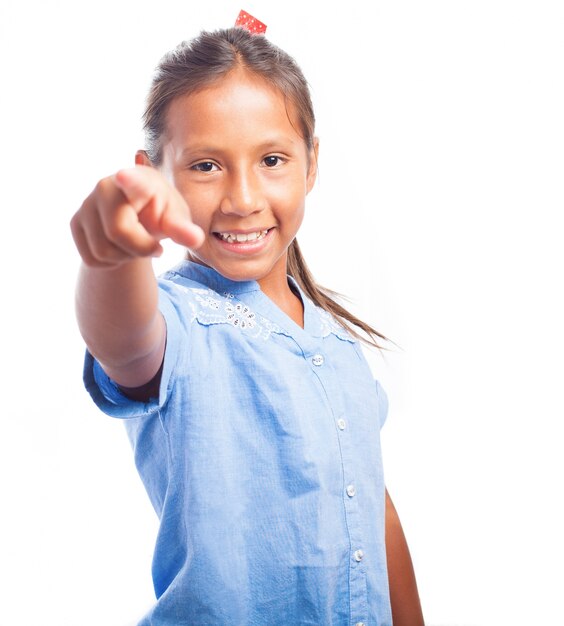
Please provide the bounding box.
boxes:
[235,9,267,34]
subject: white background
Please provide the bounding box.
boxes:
[1,1,563,625]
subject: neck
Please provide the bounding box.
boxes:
[258,259,304,329]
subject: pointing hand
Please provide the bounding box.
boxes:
[71,165,205,268]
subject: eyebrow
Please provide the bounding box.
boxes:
[180,137,299,159]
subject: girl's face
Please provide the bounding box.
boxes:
[159,69,318,294]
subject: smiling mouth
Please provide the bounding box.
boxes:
[214,229,271,243]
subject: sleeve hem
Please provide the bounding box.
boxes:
[82,287,185,420]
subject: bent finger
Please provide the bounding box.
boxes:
[98,199,163,257]
[71,220,135,268]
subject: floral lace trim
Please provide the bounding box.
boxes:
[171,285,285,340]
[315,306,355,342]
[169,281,355,342]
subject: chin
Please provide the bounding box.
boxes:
[189,249,288,286]
[214,263,267,283]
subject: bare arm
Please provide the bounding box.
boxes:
[71,166,203,388]
[385,488,425,626]
[75,258,165,387]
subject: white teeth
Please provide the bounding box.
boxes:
[218,230,268,243]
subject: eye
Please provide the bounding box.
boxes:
[191,161,218,173]
[263,155,284,167]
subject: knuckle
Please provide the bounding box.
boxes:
[90,239,128,264]
[94,176,113,195]
[69,213,81,237]
[105,220,130,244]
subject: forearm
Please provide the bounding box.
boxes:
[75,258,165,387]
[385,489,424,626]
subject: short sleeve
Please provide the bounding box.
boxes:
[375,380,389,429]
[82,285,186,419]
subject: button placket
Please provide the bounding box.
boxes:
[339,412,368,621]
[306,344,369,623]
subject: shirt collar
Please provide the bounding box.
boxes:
[167,260,354,342]
[169,260,261,295]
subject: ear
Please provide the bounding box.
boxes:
[306,137,319,194]
[135,150,153,167]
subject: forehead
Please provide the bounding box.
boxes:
[164,69,305,149]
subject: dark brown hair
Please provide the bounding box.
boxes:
[143,27,387,348]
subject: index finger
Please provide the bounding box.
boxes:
[115,166,205,249]
[113,166,165,212]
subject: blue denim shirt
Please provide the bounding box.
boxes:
[84,261,392,626]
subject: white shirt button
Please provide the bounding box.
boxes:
[346,484,356,497]
[337,418,346,430]
[353,549,364,562]
[312,354,324,366]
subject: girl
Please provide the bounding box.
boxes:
[71,24,424,626]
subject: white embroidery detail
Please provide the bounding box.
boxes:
[316,306,355,342]
[225,300,256,330]
[193,291,221,310]
[167,277,354,342]
[169,283,282,340]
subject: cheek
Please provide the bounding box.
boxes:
[269,177,307,207]
[282,191,307,225]
[278,202,306,235]
[176,184,219,227]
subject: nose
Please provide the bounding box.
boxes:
[219,168,266,216]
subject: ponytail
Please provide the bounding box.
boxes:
[287,240,387,349]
